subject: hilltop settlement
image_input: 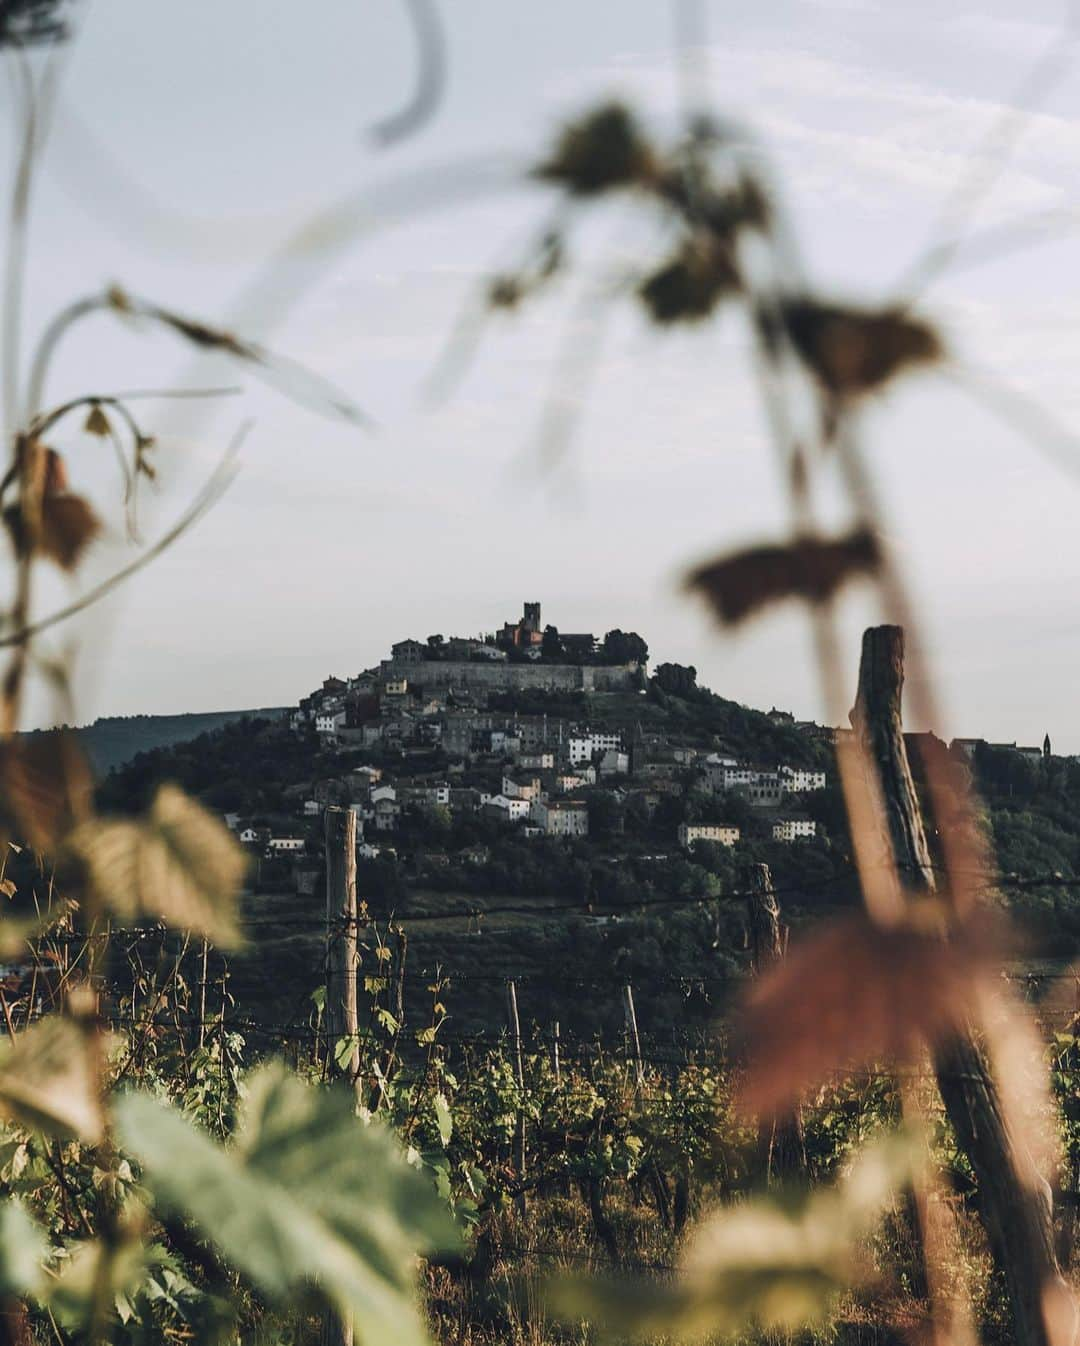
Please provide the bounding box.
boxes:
[228,602,834,866]
[94,599,1080,1032]
[101,598,1060,894]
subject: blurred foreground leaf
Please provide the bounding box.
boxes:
[552,1128,923,1340]
[0,1015,103,1143]
[0,1202,45,1297]
[736,908,1001,1118]
[686,530,881,627]
[65,784,246,946]
[115,1061,458,1344]
[0,731,93,853]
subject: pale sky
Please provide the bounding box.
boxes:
[14,0,1080,748]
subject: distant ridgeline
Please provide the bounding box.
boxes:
[26,708,287,774]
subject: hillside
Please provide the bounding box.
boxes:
[27,707,287,774]
[89,674,1080,1039]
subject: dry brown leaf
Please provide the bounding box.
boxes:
[736,910,1003,1119]
[37,495,101,571]
[639,236,740,325]
[536,103,655,195]
[0,732,93,852]
[82,405,111,438]
[0,1014,103,1143]
[40,446,68,496]
[780,300,942,397]
[686,530,881,627]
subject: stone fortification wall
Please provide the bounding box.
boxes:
[378,659,640,694]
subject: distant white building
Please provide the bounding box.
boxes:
[780,766,827,794]
[268,836,305,853]
[678,823,740,849]
[303,800,321,817]
[484,794,531,823]
[532,799,589,838]
[374,798,401,831]
[556,765,596,792]
[516,751,555,770]
[315,709,346,737]
[598,749,630,778]
[568,731,623,766]
[772,817,817,843]
[706,761,782,806]
[502,773,542,802]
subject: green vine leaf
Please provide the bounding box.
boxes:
[114,1061,458,1343]
[0,1201,45,1296]
[434,1093,452,1148]
[551,1128,923,1340]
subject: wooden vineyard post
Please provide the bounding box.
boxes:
[197,937,209,1051]
[622,983,645,1091]
[852,625,1068,1346]
[747,863,805,1183]
[624,981,673,1229]
[322,808,360,1346]
[392,925,407,1031]
[324,807,360,1097]
[505,980,527,1219]
[551,1020,561,1085]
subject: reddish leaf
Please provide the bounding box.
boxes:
[780,300,942,397]
[686,530,881,627]
[41,447,68,496]
[37,495,101,571]
[0,732,93,852]
[735,910,1002,1119]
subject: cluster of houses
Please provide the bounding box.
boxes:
[232,606,835,867]
[231,683,831,868]
[674,753,825,851]
[221,611,1065,879]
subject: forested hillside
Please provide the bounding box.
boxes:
[24,706,286,773]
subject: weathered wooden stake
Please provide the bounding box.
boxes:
[747,863,806,1183]
[322,808,359,1346]
[392,925,407,1030]
[505,979,527,1218]
[551,1020,561,1085]
[197,937,209,1051]
[852,625,1068,1346]
[622,983,645,1091]
[324,807,360,1095]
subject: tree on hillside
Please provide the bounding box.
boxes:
[602,629,649,665]
[542,624,563,658]
[654,662,697,696]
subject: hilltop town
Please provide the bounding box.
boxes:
[94,598,1080,1038]
[211,601,831,869]
[95,598,1059,896]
